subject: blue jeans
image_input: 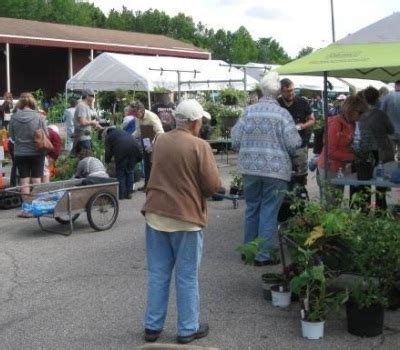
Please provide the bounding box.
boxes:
[144,224,203,336]
[115,156,136,199]
[243,175,288,262]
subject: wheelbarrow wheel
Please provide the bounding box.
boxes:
[55,214,80,225]
[87,191,119,231]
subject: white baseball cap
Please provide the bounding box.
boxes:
[175,99,211,121]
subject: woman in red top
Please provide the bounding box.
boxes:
[317,95,368,206]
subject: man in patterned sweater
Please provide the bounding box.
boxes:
[231,72,301,266]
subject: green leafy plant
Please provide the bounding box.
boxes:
[229,171,243,190]
[235,237,265,265]
[47,93,68,123]
[290,248,348,322]
[53,155,78,181]
[219,87,247,106]
[348,214,400,308]
[153,86,171,93]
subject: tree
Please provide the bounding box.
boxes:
[105,6,134,30]
[207,29,233,61]
[132,9,170,34]
[229,26,258,64]
[296,46,314,59]
[256,37,291,64]
[168,13,196,41]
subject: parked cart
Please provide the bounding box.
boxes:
[6,177,119,236]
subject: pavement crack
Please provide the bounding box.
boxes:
[0,250,23,304]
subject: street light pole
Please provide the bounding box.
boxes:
[330,0,336,42]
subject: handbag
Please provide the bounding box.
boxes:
[34,127,54,152]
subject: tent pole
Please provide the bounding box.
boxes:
[147,90,151,109]
[177,71,181,103]
[323,71,329,185]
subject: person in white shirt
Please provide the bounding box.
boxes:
[62,98,77,152]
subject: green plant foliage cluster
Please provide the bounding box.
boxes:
[53,155,78,181]
[47,93,68,123]
[282,188,400,311]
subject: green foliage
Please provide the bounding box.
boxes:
[235,238,265,265]
[350,279,387,309]
[229,171,243,190]
[348,214,400,307]
[296,46,314,59]
[219,88,247,106]
[91,131,105,161]
[53,154,78,181]
[290,252,348,322]
[153,87,171,93]
[256,37,291,64]
[229,26,258,64]
[47,93,67,123]
[31,88,45,110]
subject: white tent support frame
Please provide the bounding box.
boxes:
[149,67,249,102]
[148,67,200,103]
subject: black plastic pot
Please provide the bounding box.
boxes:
[346,301,384,337]
[229,186,238,195]
[356,161,374,181]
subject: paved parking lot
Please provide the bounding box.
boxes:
[0,154,399,349]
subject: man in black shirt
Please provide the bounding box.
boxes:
[105,127,143,200]
[151,93,176,132]
[278,78,315,184]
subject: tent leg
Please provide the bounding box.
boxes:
[147,90,151,109]
[323,72,329,184]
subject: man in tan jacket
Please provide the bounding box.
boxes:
[141,99,221,345]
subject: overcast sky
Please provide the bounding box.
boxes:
[91,0,399,57]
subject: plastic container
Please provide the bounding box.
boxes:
[376,161,385,182]
[301,320,325,340]
[346,301,384,337]
[271,285,291,307]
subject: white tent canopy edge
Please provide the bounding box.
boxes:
[66,53,259,93]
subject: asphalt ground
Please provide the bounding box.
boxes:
[1,153,400,349]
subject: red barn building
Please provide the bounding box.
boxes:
[0,17,210,97]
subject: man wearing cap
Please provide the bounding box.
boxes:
[141,99,221,344]
[72,89,101,154]
[131,101,164,191]
[278,78,315,185]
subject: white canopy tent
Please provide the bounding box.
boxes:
[66,53,258,93]
[338,78,393,92]
[244,62,349,92]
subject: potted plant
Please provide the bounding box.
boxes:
[290,248,348,340]
[353,149,375,180]
[236,238,290,304]
[345,214,400,336]
[346,279,386,337]
[229,171,243,196]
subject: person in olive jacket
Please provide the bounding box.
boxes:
[104,127,142,200]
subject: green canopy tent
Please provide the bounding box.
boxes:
[276,12,400,183]
[276,12,400,81]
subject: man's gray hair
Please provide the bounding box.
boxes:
[175,118,193,129]
[259,72,281,97]
[130,101,145,111]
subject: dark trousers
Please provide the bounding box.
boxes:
[143,151,152,186]
[116,155,136,199]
